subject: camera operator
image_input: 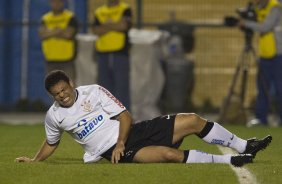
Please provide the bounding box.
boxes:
[237,0,282,127]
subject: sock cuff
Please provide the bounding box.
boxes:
[182,150,190,163]
[197,121,214,138]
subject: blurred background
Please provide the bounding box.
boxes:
[0,0,260,123]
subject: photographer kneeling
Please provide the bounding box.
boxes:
[237,0,282,127]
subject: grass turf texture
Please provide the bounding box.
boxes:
[0,124,281,184]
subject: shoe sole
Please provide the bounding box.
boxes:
[251,135,272,156]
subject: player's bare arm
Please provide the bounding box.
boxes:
[15,139,58,163]
[111,110,133,163]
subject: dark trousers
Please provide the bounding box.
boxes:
[97,52,130,110]
[255,55,282,124]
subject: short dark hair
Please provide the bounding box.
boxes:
[44,70,71,92]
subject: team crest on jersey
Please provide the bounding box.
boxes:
[81,100,93,112]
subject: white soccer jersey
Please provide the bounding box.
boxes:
[44,84,126,163]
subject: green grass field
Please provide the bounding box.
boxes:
[0,123,281,184]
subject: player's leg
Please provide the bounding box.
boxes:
[172,113,246,153]
[172,113,271,155]
[133,146,184,163]
[171,113,207,142]
[133,146,253,167]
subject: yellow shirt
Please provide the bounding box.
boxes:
[94,2,130,52]
[256,0,280,58]
[41,10,76,61]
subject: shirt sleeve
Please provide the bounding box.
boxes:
[68,16,79,29]
[92,16,101,26]
[123,8,132,26]
[98,86,126,118]
[40,19,45,26]
[123,8,132,19]
[44,111,63,145]
[244,6,282,33]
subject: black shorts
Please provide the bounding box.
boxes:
[101,114,183,163]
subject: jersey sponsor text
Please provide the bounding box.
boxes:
[76,115,104,140]
[99,87,125,108]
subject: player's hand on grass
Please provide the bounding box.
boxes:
[15,156,34,163]
[111,141,125,164]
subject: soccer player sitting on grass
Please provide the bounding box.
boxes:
[15,70,272,167]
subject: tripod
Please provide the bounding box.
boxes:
[218,31,256,124]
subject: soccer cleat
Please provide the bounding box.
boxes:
[231,154,253,167]
[242,135,272,157]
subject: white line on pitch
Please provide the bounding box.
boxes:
[218,146,258,184]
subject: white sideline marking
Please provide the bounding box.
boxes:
[218,146,258,184]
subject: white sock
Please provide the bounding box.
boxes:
[186,150,231,164]
[202,122,247,153]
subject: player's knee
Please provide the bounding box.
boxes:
[163,149,182,162]
[174,113,206,136]
[183,113,204,132]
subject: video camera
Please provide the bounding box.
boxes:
[224,2,256,26]
[224,2,257,46]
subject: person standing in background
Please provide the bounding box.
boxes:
[238,0,282,127]
[92,0,132,110]
[39,0,78,81]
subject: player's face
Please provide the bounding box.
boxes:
[107,0,119,6]
[50,0,64,14]
[49,80,76,107]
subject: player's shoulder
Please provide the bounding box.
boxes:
[77,84,101,91]
[95,4,107,14]
[46,102,61,116]
[76,84,103,96]
[42,11,53,20]
[63,9,74,16]
[120,2,130,9]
